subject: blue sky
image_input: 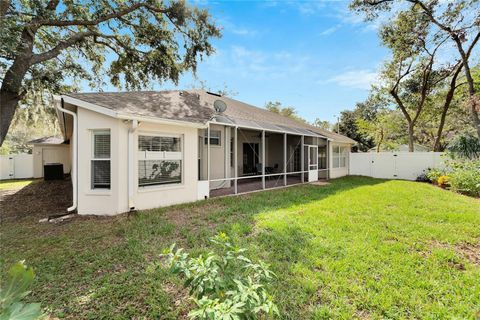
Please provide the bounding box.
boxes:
[99,1,390,123]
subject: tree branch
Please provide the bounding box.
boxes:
[31,31,96,64]
[31,3,166,27]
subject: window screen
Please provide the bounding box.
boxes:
[92,130,111,189]
[138,135,183,187]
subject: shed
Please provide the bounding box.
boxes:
[29,136,71,178]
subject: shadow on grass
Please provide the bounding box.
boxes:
[1,176,388,319]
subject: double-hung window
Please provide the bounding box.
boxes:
[138,134,183,187]
[332,146,347,168]
[91,130,111,189]
[204,129,221,146]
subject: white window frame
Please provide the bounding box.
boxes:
[91,129,111,190]
[137,132,184,188]
[332,145,347,169]
[204,129,221,146]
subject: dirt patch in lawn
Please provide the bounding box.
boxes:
[0,179,72,223]
[456,242,480,265]
[163,202,226,230]
[423,240,480,267]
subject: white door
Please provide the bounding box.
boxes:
[308,145,318,182]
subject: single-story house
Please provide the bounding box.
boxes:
[51,90,355,215]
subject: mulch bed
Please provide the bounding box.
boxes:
[0,179,72,223]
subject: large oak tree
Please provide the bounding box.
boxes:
[0,0,221,145]
[351,0,480,139]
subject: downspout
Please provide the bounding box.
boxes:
[57,99,77,212]
[128,119,139,210]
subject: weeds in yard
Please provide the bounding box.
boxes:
[161,233,278,319]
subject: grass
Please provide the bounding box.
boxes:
[1,176,479,319]
[0,178,37,190]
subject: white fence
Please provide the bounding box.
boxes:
[0,154,34,180]
[349,152,444,181]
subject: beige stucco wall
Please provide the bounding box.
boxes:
[32,144,71,178]
[329,142,351,179]
[75,107,201,215]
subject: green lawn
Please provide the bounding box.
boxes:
[0,178,37,190]
[1,176,479,319]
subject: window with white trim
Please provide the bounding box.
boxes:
[204,129,221,146]
[138,134,182,187]
[91,130,111,189]
[332,146,347,168]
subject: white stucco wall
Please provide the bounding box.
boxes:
[329,142,351,179]
[75,107,201,215]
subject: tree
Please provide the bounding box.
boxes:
[335,93,384,152]
[351,0,480,138]
[378,7,457,152]
[312,119,332,130]
[190,79,238,97]
[357,108,406,152]
[264,101,307,123]
[0,0,221,145]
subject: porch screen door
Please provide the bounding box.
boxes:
[308,145,318,182]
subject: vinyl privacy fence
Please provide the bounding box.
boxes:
[0,154,34,180]
[349,152,444,181]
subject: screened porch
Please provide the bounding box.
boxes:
[198,120,329,198]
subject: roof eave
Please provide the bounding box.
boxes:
[61,94,208,129]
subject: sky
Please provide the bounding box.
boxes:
[97,0,390,123]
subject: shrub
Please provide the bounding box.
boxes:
[426,168,444,184]
[447,159,480,197]
[161,233,279,319]
[437,175,449,188]
[447,134,480,160]
[0,261,43,320]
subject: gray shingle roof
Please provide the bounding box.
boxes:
[28,136,66,145]
[65,90,355,144]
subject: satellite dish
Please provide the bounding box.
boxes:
[213,100,227,113]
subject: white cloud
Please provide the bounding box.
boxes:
[326,69,378,90]
[319,24,341,36]
[203,45,314,81]
[218,18,260,37]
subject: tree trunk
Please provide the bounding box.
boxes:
[376,128,384,153]
[0,28,36,145]
[407,123,415,152]
[451,38,480,138]
[433,65,463,152]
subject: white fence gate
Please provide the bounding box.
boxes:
[0,154,34,180]
[349,152,444,181]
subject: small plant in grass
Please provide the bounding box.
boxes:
[0,261,43,320]
[161,233,279,319]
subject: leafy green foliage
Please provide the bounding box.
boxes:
[356,108,405,152]
[447,134,480,160]
[444,159,480,197]
[162,233,278,319]
[264,101,306,123]
[0,262,43,320]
